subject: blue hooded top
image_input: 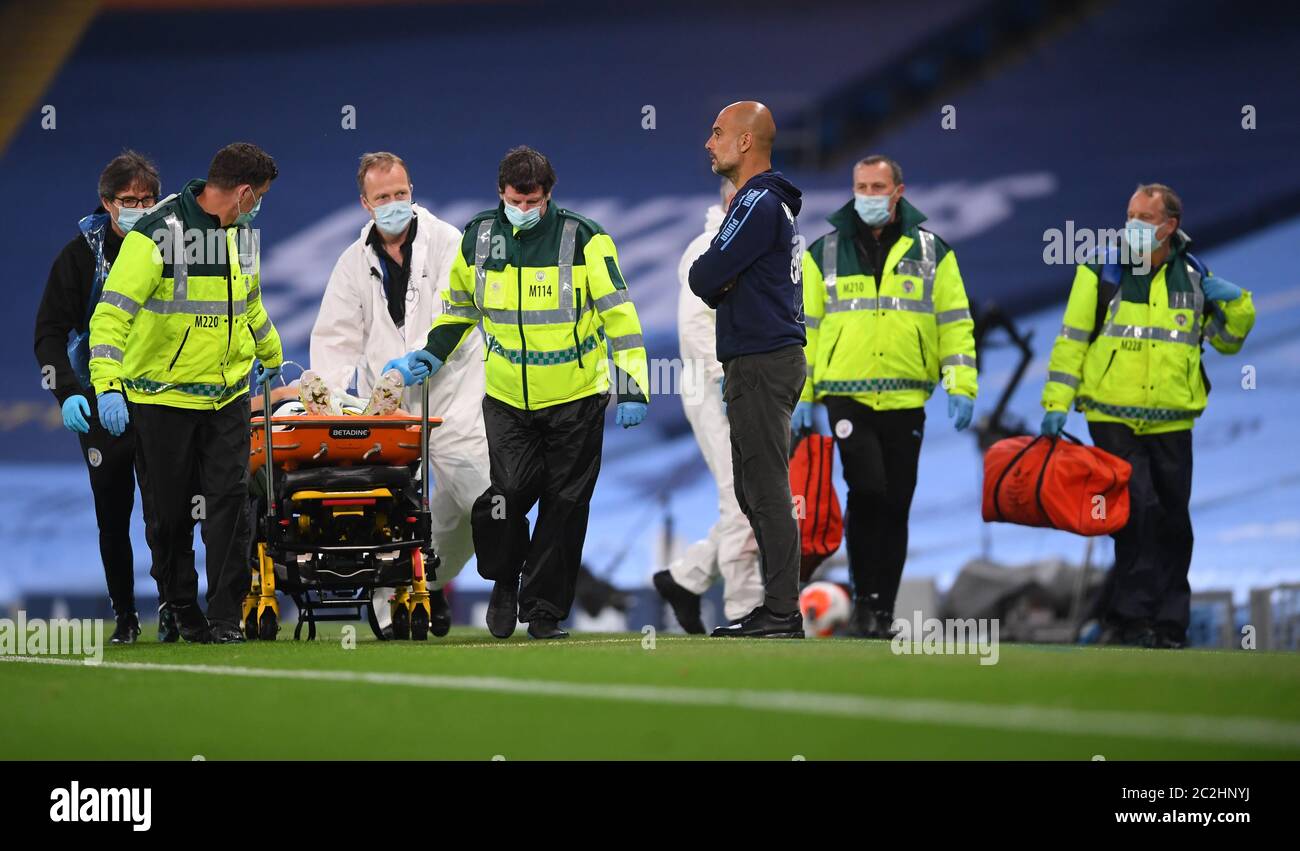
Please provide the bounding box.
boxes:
[688,170,806,362]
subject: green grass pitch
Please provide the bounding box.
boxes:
[2,626,1298,760]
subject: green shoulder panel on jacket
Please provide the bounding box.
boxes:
[922,228,954,265]
[131,196,183,245]
[559,207,605,238]
[458,208,499,265]
[562,209,609,264]
[803,231,835,275]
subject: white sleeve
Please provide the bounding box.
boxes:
[310,246,368,391]
[678,233,723,385]
[428,220,463,318]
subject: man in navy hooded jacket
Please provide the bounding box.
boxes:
[688,101,807,638]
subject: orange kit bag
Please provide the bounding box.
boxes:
[982,432,1132,536]
[789,431,844,580]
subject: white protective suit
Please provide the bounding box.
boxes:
[669,203,763,621]
[310,203,490,596]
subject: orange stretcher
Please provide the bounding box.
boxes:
[247,414,441,476]
[241,383,447,642]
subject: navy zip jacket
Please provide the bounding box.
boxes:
[688,170,806,362]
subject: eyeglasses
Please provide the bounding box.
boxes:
[114,195,158,209]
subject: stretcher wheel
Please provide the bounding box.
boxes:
[244,610,258,641]
[366,600,389,641]
[391,605,410,641]
[410,606,429,641]
[258,609,279,641]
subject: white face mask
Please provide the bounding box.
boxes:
[1124,217,1165,256]
[854,189,896,226]
[115,205,146,233]
[504,202,542,230]
[372,199,413,236]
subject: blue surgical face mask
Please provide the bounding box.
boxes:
[372,199,413,237]
[116,206,146,233]
[854,191,894,227]
[504,201,542,230]
[235,189,261,226]
[1124,217,1164,256]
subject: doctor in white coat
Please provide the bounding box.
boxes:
[311,152,489,636]
[654,178,764,632]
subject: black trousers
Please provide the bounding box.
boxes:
[1088,421,1194,639]
[472,393,606,622]
[76,399,156,617]
[723,344,806,616]
[823,397,925,615]
[131,396,253,626]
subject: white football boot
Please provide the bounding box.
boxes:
[298,370,342,415]
[363,368,405,416]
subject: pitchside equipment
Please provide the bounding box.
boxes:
[242,375,443,640]
[982,432,1131,536]
[799,581,851,637]
[789,429,843,581]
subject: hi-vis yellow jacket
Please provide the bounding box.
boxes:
[801,198,977,410]
[89,179,282,410]
[1042,233,1254,434]
[423,202,650,411]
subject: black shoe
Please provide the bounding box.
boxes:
[711,605,804,638]
[173,603,212,644]
[209,621,245,644]
[870,610,899,639]
[653,570,705,634]
[1130,626,1159,648]
[428,589,451,638]
[527,616,570,640]
[487,578,519,639]
[1099,618,1156,648]
[847,601,874,638]
[847,603,896,639]
[157,603,179,643]
[1154,622,1187,649]
[110,611,141,644]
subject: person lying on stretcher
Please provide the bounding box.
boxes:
[249,368,410,419]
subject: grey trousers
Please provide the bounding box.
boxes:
[722,344,805,616]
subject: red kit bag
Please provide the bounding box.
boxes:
[982,432,1132,536]
[789,432,844,580]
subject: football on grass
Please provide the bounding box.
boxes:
[799,582,851,637]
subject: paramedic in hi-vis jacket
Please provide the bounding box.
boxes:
[800,155,978,639]
[386,146,650,641]
[88,143,284,645]
[654,177,766,634]
[310,152,490,638]
[1041,183,1255,649]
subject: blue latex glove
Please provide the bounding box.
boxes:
[254,361,282,385]
[720,375,727,415]
[1202,275,1243,303]
[948,395,974,432]
[616,401,647,428]
[62,395,91,434]
[792,401,813,435]
[1041,410,1067,437]
[98,391,129,437]
[383,351,443,386]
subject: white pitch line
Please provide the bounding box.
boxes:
[435,637,644,650]
[3,655,1299,750]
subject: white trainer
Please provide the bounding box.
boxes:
[363,369,405,416]
[298,370,341,415]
